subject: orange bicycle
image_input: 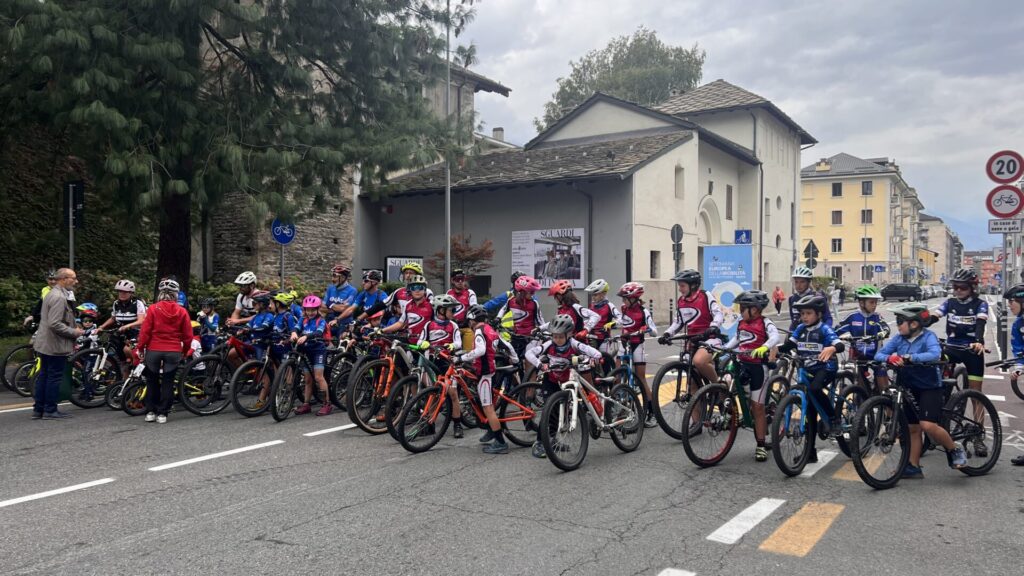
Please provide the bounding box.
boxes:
[396,359,543,453]
[345,333,425,434]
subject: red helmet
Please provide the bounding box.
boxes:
[514,275,541,293]
[332,264,351,276]
[617,282,645,299]
[547,279,573,296]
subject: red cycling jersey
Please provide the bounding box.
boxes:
[399,298,433,344]
[422,319,457,347]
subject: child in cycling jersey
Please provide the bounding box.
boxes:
[835,285,890,390]
[197,298,220,353]
[247,292,275,360]
[1004,284,1024,466]
[459,305,508,454]
[617,282,658,426]
[722,291,781,462]
[188,321,205,372]
[585,279,621,374]
[496,275,544,360]
[423,295,464,438]
[874,303,967,477]
[292,295,332,416]
[659,270,724,410]
[546,280,600,338]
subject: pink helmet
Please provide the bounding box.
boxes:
[617,282,645,299]
[302,295,322,308]
[514,275,541,293]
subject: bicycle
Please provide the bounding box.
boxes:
[229,336,280,417]
[1,323,37,394]
[67,333,123,408]
[538,355,644,471]
[850,360,1001,489]
[383,344,446,440]
[269,338,331,422]
[345,332,416,434]
[649,330,719,440]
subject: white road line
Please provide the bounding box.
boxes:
[303,423,358,437]
[658,569,696,576]
[0,478,115,509]
[984,374,1005,381]
[799,449,838,478]
[987,394,1006,402]
[148,440,285,472]
[0,402,71,415]
[706,498,786,544]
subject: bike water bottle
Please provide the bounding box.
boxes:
[587,390,603,417]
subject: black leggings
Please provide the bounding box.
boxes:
[144,351,181,416]
[944,347,984,384]
[805,369,836,444]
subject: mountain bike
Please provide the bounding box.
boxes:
[649,330,719,440]
[1,324,36,394]
[67,333,121,408]
[270,339,330,422]
[345,333,418,434]
[229,338,279,417]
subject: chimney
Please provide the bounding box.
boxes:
[815,157,831,172]
[492,127,504,142]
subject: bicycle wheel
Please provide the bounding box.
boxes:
[608,383,644,453]
[834,384,869,458]
[682,383,737,468]
[328,354,354,409]
[11,361,37,397]
[771,392,814,476]
[385,374,425,441]
[1011,377,1024,402]
[943,389,1001,476]
[834,370,857,392]
[345,358,393,434]
[851,394,908,490]
[396,386,452,453]
[105,379,128,410]
[122,378,148,416]
[540,389,589,472]
[650,361,695,440]
[270,359,299,422]
[499,382,543,447]
[178,355,232,416]
[1,344,33,392]
[231,359,273,417]
[68,350,121,409]
[764,376,789,427]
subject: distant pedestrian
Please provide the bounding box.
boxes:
[830,285,841,318]
[772,286,785,315]
[31,268,84,419]
[137,278,193,424]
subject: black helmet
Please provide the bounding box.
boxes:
[951,268,978,285]
[251,291,272,304]
[46,269,57,280]
[511,271,525,284]
[1004,284,1024,300]
[200,297,218,308]
[673,269,702,286]
[362,270,383,283]
[465,304,488,322]
[735,290,769,310]
[793,294,827,312]
[451,268,466,279]
[547,314,576,335]
[891,302,931,325]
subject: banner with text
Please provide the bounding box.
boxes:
[511,228,586,289]
[703,245,754,338]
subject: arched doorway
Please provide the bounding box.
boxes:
[697,197,722,273]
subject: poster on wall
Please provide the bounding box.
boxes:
[511,228,586,289]
[702,245,753,338]
[385,256,423,283]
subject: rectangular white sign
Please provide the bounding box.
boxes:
[988,219,1023,234]
[511,228,586,289]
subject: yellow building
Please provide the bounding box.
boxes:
[799,153,924,285]
[917,247,938,283]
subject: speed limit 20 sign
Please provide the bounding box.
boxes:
[987,150,1024,184]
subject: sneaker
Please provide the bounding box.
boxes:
[316,404,333,416]
[42,410,73,419]
[901,464,924,479]
[31,411,43,420]
[294,404,312,415]
[483,439,509,454]
[644,414,658,429]
[531,441,547,459]
[479,430,496,444]
[156,415,167,424]
[974,438,989,458]
[1012,454,1024,466]
[145,412,157,422]
[453,422,464,439]
[755,446,768,462]
[948,447,968,469]
[252,398,266,410]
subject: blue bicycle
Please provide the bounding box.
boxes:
[770,353,870,476]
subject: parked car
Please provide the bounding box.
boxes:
[881,283,923,302]
[930,284,947,298]
[921,286,934,299]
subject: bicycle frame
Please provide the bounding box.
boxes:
[780,357,843,437]
[556,367,635,432]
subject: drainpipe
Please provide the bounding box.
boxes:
[573,182,594,284]
[750,112,763,290]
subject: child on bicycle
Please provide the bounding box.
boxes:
[496,275,544,361]
[875,303,968,477]
[525,314,603,459]
[422,294,464,438]
[546,280,600,339]
[188,321,205,372]
[617,282,658,426]
[291,295,332,416]
[197,298,220,353]
[381,275,434,346]
[659,270,724,412]
[585,279,621,374]
[1003,284,1024,466]
[787,266,832,331]
[459,304,508,454]
[777,294,843,463]
[835,285,890,390]
[722,291,782,462]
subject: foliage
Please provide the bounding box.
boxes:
[536,26,705,130]
[380,281,405,296]
[425,233,495,280]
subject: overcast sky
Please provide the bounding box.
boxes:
[463,0,1024,250]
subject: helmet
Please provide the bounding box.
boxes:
[792,266,814,279]
[251,290,271,304]
[1004,284,1024,300]
[331,264,351,276]
[585,279,609,294]
[158,278,179,292]
[951,268,979,285]
[734,290,770,309]
[272,290,294,306]
[548,280,573,296]
[432,294,460,310]
[76,302,99,318]
[465,304,488,322]
[401,262,424,275]
[234,271,257,285]
[511,271,525,284]
[46,269,57,280]
[854,285,883,300]
[200,297,218,308]
[451,268,466,279]
[547,314,576,335]
[190,320,201,329]
[302,295,322,308]
[362,270,383,283]
[792,294,827,312]
[672,269,702,286]
[617,282,645,299]
[114,279,135,293]
[406,274,427,287]
[891,302,930,324]
[514,275,541,293]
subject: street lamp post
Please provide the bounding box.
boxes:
[444,0,452,291]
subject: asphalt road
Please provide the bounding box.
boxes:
[1,296,1022,576]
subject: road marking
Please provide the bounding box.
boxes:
[657,570,696,576]
[984,375,1005,381]
[303,423,358,437]
[833,452,885,482]
[0,478,115,509]
[987,394,1006,402]
[0,402,70,414]
[799,449,838,477]
[148,440,285,471]
[706,498,786,544]
[759,502,844,557]
[999,411,1018,425]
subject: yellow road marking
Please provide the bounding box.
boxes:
[832,451,885,482]
[758,502,844,557]
[656,375,686,407]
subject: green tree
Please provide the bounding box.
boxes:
[535,26,705,130]
[0,0,472,293]
[426,233,494,280]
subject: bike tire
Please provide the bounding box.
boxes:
[105,379,128,410]
[608,383,644,453]
[1011,376,1024,402]
[650,360,694,440]
[270,359,298,422]
[943,389,1001,476]
[850,394,908,490]
[328,353,355,410]
[834,384,869,458]
[396,386,452,454]
[345,358,394,434]
[834,370,857,392]
[230,359,272,417]
[385,374,425,441]
[771,392,812,476]
[178,355,232,416]
[540,389,589,472]
[122,379,148,416]
[67,349,121,409]
[11,361,37,397]
[499,382,543,447]
[765,376,789,427]
[682,383,737,468]
[1,343,33,392]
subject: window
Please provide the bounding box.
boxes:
[861,265,874,281]
[831,238,843,253]
[861,209,873,224]
[861,238,873,253]
[776,195,782,210]
[674,166,685,200]
[726,185,733,220]
[708,181,714,196]
[862,181,873,196]
[831,210,843,225]
[650,250,660,279]
[832,182,843,197]
[775,234,781,248]
[831,266,843,283]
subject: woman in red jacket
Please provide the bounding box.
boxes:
[137,279,193,423]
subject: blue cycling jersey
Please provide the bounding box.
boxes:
[354,289,389,311]
[325,283,357,322]
[789,322,840,372]
[874,331,942,389]
[1012,315,1024,362]
[935,296,988,346]
[787,289,833,331]
[835,311,890,357]
[248,311,275,341]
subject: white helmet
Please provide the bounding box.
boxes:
[791,266,814,279]
[585,279,609,294]
[114,279,135,293]
[234,271,257,285]
[158,279,180,292]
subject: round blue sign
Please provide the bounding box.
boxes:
[271,218,295,245]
